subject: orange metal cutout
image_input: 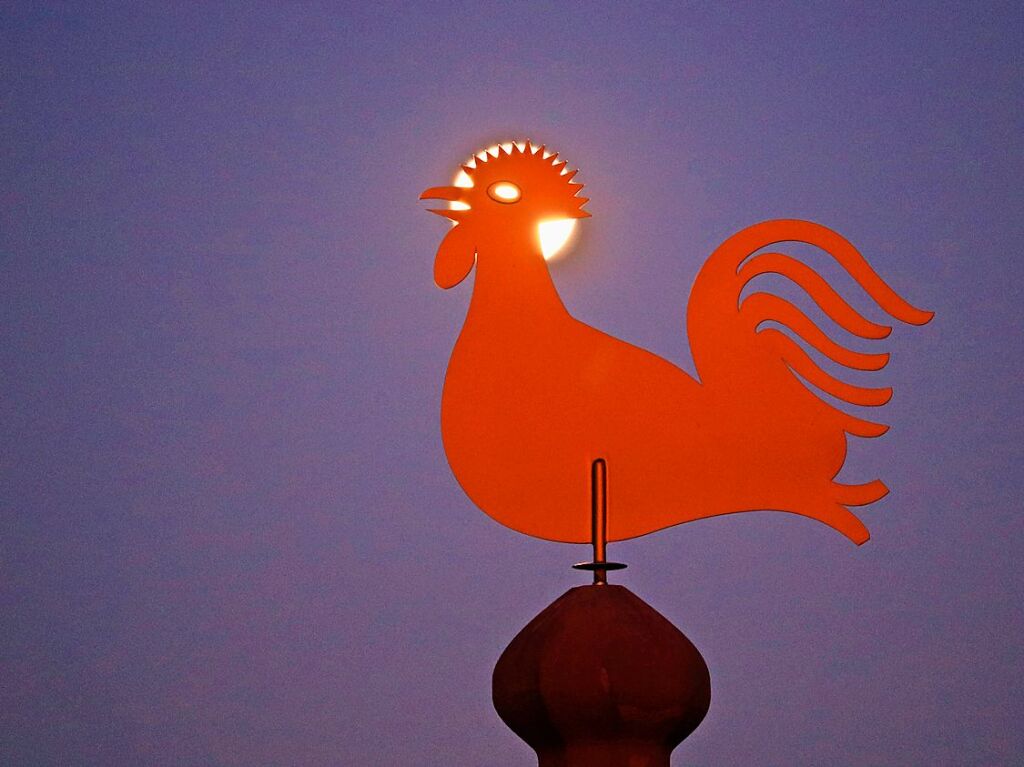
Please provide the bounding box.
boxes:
[422,141,932,545]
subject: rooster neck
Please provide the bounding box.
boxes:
[465,240,570,332]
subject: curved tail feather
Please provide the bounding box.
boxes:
[759,328,893,407]
[736,221,933,326]
[689,219,932,416]
[833,479,889,507]
[741,292,890,371]
[739,252,893,339]
[686,219,931,543]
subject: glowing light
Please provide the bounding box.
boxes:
[447,142,579,257]
[451,165,473,217]
[539,219,576,260]
[488,182,521,203]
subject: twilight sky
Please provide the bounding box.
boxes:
[2,3,1022,765]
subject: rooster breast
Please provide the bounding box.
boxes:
[440,314,707,543]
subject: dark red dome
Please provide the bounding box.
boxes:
[492,584,711,767]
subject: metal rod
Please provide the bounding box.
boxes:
[591,458,607,585]
[572,457,624,580]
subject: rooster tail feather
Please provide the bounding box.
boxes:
[833,479,889,506]
[816,502,871,545]
[734,220,932,325]
[791,484,887,545]
[836,412,890,438]
[688,220,931,421]
[791,221,934,327]
[739,253,892,339]
[684,219,925,543]
[742,292,890,370]
[816,481,889,545]
[760,328,893,406]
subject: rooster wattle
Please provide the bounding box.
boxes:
[422,141,932,545]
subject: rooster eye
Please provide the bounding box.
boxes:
[487,182,521,204]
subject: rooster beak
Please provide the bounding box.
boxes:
[420,186,464,202]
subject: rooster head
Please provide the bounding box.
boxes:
[421,141,590,288]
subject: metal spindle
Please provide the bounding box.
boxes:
[573,458,626,583]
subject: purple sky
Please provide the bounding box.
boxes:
[2,3,1022,765]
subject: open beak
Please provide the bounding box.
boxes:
[420,185,468,222]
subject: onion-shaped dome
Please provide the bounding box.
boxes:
[492,584,711,767]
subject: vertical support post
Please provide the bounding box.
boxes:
[573,458,623,581]
[591,458,608,586]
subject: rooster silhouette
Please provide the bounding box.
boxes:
[421,141,932,545]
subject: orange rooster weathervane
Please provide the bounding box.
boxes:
[422,140,931,763]
[421,140,932,551]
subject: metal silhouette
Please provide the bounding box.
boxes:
[422,141,932,545]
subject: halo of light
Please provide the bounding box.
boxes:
[449,142,580,259]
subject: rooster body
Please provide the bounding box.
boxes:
[423,143,931,544]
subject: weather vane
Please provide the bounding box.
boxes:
[421,140,932,764]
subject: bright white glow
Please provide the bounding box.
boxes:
[488,181,521,203]
[449,143,579,257]
[451,165,473,219]
[539,219,576,260]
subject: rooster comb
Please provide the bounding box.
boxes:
[461,140,589,212]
